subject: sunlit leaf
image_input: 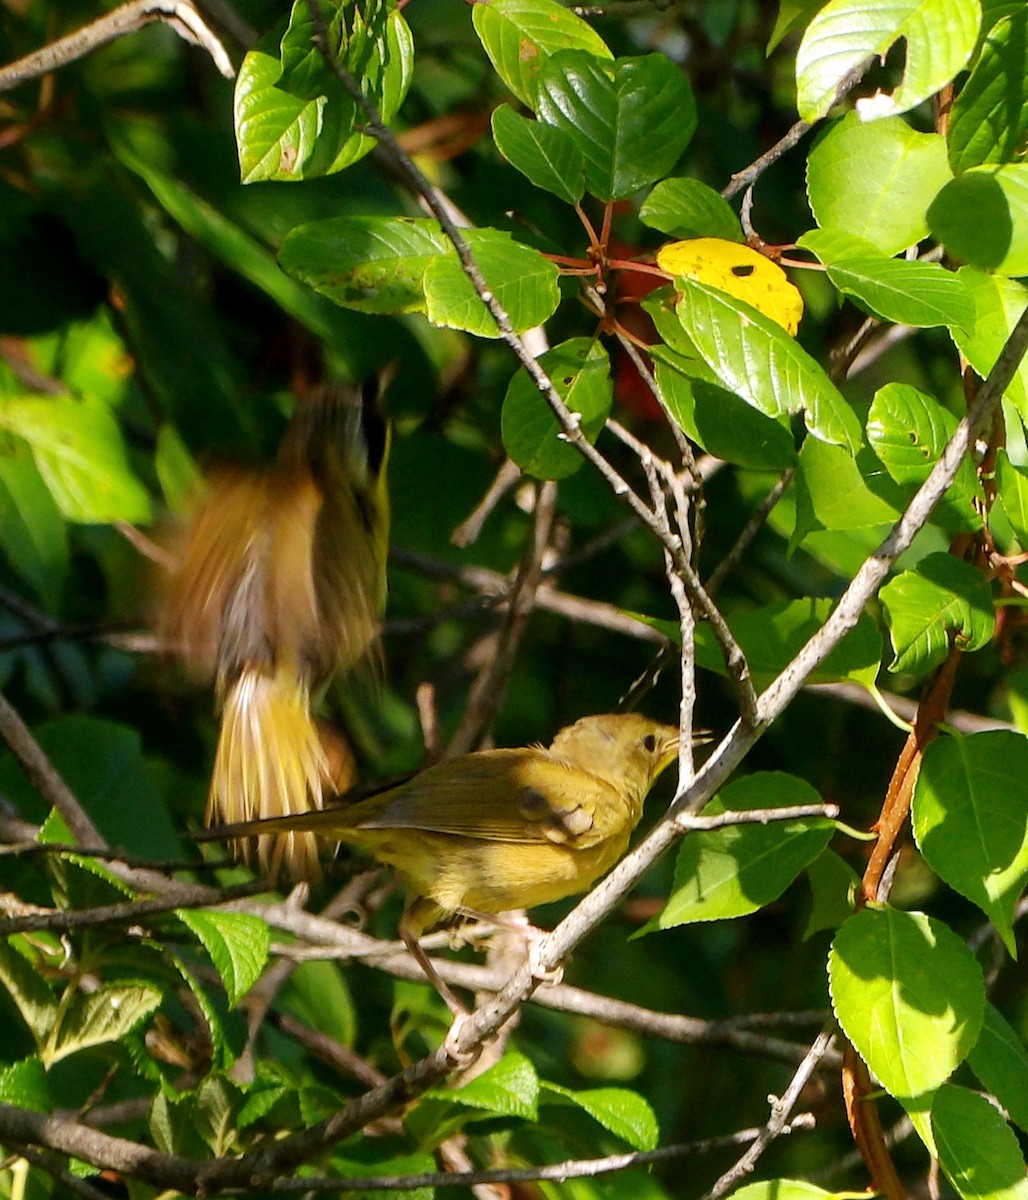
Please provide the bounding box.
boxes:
[796,0,980,122]
[879,554,995,675]
[913,731,1028,955]
[672,280,861,449]
[829,906,985,1100]
[472,0,612,108]
[806,113,951,255]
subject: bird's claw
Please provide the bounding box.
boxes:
[442,1011,479,1067]
[527,937,564,987]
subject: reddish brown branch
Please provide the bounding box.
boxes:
[841,1043,905,1200]
[860,643,962,905]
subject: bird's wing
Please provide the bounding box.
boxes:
[354,750,620,847]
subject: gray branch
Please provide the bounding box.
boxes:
[0,1,234,93]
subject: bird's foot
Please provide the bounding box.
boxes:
[442,1011,480,1068]
[526,935,564,988]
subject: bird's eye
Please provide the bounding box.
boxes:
[643,734,658,753]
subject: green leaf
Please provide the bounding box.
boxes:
[932,1083,1028,1200]
[798,229,974,330]
[879,554,994,675]
[672,279,862,450]
[795,436,900,534]
[0,716,184,860]
[829,906,985,1100]
[541,1083,659,1150]
[0,395,150,524]
[0,441,68,609]
[796,0,981,123]
[166,951,234,1072]
[912,730,1028,955]
[234,10,413,183]
[928,165,1028,276]
[47,983,162,1067]
[996,449,1028,544]
[235,33,323,182]
[501,338,611,479]
[278,960,357,1050]
[276,0,345,100]
[151,1075,241,1158]
[968,1004,1028,1132]
[491,104,585,204]
[731,1183,840,1200]
[155,424,201,517]
[655,356,796,470]
[687,597,882,689]
[769,0,826,51]
[281,216,560,334]
[949,11,1028,170]
[644,773,834,929]
[471,0,612,108]
[281,215,450,314]
[804,849,859,938]
[426,1049,539,1119]
[0,941,58,1045]
[866,383,984,531]
[0,1058,50,1111]
[951,270,1028,425]
[536,51,696,202]
[423,233,560,336]
[806,113,952,255]
[640,179,744,242]
[177,910,271,1009]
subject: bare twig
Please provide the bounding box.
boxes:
[447,481,557,755]
[805,681,1013,734]
[451,459,522,548]
[258,1120,816,1192]
[700,1029,836,1200]
[722,58,873,200]
[0,1,234,92]
[706,468,796,597]
[390,547,666,643]
[0,882,264,936]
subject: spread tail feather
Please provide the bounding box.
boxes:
[209,670,333,880]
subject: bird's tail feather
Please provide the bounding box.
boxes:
[208,670,336,880]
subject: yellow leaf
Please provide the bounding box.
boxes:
[655,237,804,335]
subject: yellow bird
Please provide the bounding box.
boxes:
[200,712,680,1010]
[161,380,390,880]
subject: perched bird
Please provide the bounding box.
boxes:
[199,712,681,1011]
[161,379,390,880]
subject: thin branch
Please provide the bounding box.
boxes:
[447,481,557,756]
[700,1029,836,1200]
[390,547,666,644]
[0,882,264,936]
[721,58,873,199]
[805,681,1012,734]
[706,468,796,597]
[676,802,838,832]
[1,1143,113,1200]
[451,459,522,548]
[258,1121,816,1193]
[0,1,234,92]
